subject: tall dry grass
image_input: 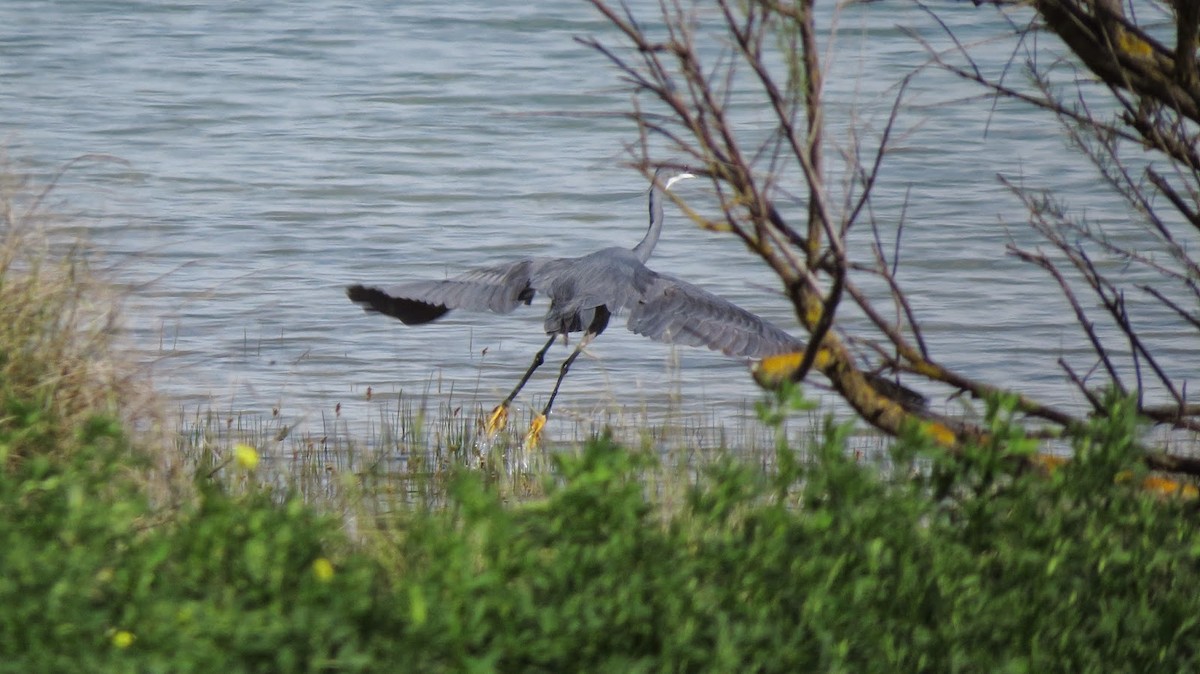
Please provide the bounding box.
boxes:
[0,154,159,468]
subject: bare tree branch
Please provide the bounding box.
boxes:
[586,0,1200,476]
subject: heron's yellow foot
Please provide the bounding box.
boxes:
[486,403,509,436]
[524,414,547,449]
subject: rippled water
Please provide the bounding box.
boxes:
[1,1,1194,447]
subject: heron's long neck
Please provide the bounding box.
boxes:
[632,182,665,263]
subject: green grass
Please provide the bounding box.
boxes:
[5,158,1200,672]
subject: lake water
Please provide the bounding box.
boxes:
[2,0,1195,450]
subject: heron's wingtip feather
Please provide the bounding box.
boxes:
[346,284,450,325]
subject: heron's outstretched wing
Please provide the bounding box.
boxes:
[347,258,555,325]
[627,275,803,358]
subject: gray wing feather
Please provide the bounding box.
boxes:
[532,251,650,315]
[627,275,803,358]
[380,258,551,314]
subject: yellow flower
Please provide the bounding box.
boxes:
[234,443,259,470]
[1031,453,1068,474]
[1141,475,1200,499]
[920,421,957,448]
[111,630,135,649]
[312,557,335,582]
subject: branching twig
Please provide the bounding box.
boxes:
[586,0,1200,476]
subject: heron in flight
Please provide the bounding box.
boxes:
[348,168,846,445]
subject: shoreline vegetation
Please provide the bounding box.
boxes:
[5,161,1200,671]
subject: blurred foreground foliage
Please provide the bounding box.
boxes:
[3,390,1200,672]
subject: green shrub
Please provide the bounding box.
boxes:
[2,366,1199,671]
[359,401,1200,672]
[381,400,1200,672]
[0,409,387,673]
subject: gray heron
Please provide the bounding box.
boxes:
[346,168,895,445]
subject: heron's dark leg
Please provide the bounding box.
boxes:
[541,332,595,418]
[486,334,557,435]
[525,307,610,447]
[505,335,558,405]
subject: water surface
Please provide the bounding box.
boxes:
[1,1,1192,448]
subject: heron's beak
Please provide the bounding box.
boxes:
[663,172,696,191]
